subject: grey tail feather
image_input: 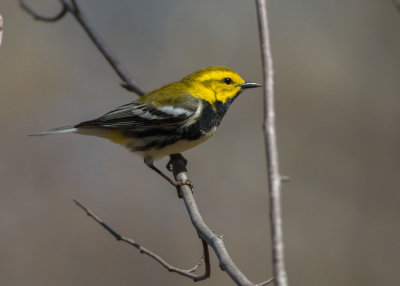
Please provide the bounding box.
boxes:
[29,125,78,136]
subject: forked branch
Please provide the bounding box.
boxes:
[73,199,210,281]
[171,156,274,286]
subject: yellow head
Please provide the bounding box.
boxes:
[181,66,261,104]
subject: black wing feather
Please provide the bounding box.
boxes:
[76,101,198,128]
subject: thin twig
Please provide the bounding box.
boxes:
[19,0,67,22]
[0,14,3,47]
[255,1,289,286]
[258,277,275,286]
[19,0,146,95]
[73,199,210,281]
[60,0,146,95]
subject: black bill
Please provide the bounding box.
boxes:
[237,82,262,89]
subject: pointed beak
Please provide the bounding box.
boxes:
[236,82,262,89]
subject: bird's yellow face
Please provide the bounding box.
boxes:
[182,66,249,104]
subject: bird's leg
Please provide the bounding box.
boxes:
[166,153,187,171]
[144,156,193,198]
[144,157,177,187]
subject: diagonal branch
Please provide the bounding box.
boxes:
[255,1,289,286]
[73,199,210,281]
[170,156,273,286]
[258,277,275,286]
[0,14,3,47]
[18,0,146,95]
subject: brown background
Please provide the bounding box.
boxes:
[1,1,400,285]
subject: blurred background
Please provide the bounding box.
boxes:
[1,0,400,285]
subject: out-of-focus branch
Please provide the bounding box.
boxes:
[18,0,146,95]
[394,0,400,13]
[19,0,67,22]
[73,199,210,281]
[0,14,3,47]
[255,1,289,286]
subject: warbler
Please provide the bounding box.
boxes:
[31,66,261,186]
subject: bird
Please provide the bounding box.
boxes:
[31,66,261,187]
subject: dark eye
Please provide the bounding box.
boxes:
[223,78,233,85]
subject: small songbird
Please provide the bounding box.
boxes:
[31,66,261,186]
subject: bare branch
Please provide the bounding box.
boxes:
[258,277,275,286]
[19,0,67,22]
[170,157,273,286]
[19,0,146,96]
[0,14,3,47]
[394,0,400,13]
[73,199,210,281]
[255,1,289,286]
[60,0,146,95]
[18,0,68,22]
